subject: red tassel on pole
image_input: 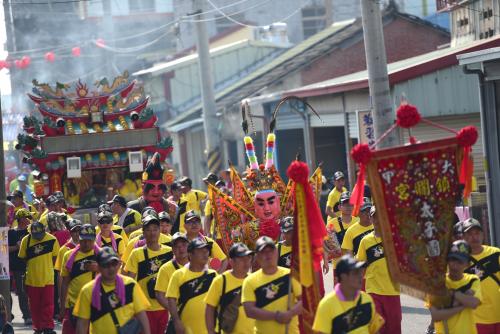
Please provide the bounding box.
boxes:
[350,165,365,217]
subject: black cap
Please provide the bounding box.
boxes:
[107,195,127,208]
[53,191,65,202]
[229,242,254,258]
[185,210,201,224]
[68,219,83,232]
[158,211,172,223]
[339,191,351,205]
[215,180,226,188]
[179,177,192,187]
[142,214,160,227]
[170,182,182,191]
[336,254,365,276]
[96,247,120,266]
[280,217,294,233]
[202,173,218,185]
[334,171,345,181]
[448,240,471,263]
[141,206,158,219]
[255,236,276,252]
[30,221,45,239]
[171,232,189,245]
[359,197,372,212]
[98,203,112,214]
[188,238,212,252]
[462,218,482,233]
[453,221,464,237]
[45,195,58,206]
[79,224,96,241]
[369,206,376,217]
[97,211,113,224]
[7,190,23,201]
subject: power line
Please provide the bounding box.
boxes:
[6,0,96,4]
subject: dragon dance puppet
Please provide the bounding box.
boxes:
[207,97,323,253]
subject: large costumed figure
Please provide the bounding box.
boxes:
[127,152,177,218]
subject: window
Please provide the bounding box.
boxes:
[129,0,155,13]
[302,3,327,39]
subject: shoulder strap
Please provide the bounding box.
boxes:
[143,246,149,261]
[278,242,282,255]
[103,285,121,329]
[172,259,180,270]
[469,256,500,287]
[338,217,346,233]
[195,192,199,201]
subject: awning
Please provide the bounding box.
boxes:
[167,118,203,133]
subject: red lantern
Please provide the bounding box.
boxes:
[71,46,81,57]
[14,59,23,69]
[0,60,9,70]
[95,38,105,48]
[45,52,55,63]
[21,56,31,68]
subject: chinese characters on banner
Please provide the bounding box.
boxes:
[357,110,375,146]
[366,138,460,295]
[0,227,9,280]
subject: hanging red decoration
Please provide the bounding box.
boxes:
[351,143,372,164]
[95,38,106,48]
[45,52,55,63]
[396,103,421,128]
[456,126,478,148]
[14,59,24,69]
[349,143,372,216]
[71,47,81,57]
[456,126,479,199]
[0,60,9,70]
[21,56,31,68]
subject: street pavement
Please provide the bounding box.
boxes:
[9,266,430,333]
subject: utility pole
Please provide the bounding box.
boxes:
[193,0,222,173]
[360,0,399,148]
[102,0,116,77]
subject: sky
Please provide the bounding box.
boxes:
[0,4,10,96]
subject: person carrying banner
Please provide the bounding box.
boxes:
[427,240,482,334]
[166,238,217,334]
[341,198,374,257]
[312,254,383,334]
[356,206,401,334]
[124,214,173,334]
[60,224,100,334]
[18,221,60,334]
[242,236,302,334]
[462,218,500,334]
[73,247,151,334]
[277,217,293,269]
[205,242,255,334]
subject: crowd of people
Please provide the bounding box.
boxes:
[3,169,500,334]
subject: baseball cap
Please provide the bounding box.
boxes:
[107,195,127,208]
[280,217,294,233]
[334,171,345,181]
[447,240,471,263]
[68,219,83,232]
[335,254,365,276]
[215,180,226,188]
[53,191,65,202]
[158,211,172,223]
[142,214,160,227]
[359,198,373,212]
[97,211,113,224]
[98,203,112,214]
[255,236,276,252]
[229,242,254,258]
[7,190,23,201]
[30,221,46,239]
[96,247,120,266]
[15,208,32,220]
[185,210,201,224]
[45,195,58,206]
[79,224,96,241]
[339,191,351,205]
[179,177,192,187]
[141,206,158,219]
[187,238,212,252]
[369,206,376,217]
[170,182,182,191]
[462,218,482,233]
[202,173,218,185]
[171,232,189,245]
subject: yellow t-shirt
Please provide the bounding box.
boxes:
[466,245,500,324]
[13,204,39,228]
[18,233,60,287]
[188,235,227,262]
[313,290,380,334]
[166,266,217,334]
[73,275,150,334]
[176,198,189,233]
[326,216,359,242]
[112,209,142,234]
[96,224,129,244]
[154,259,183,294]
[128,228,143,240]
[124,245,173,311]
[121,233,172,263]
[277,242,292,268]
[431,273,482,334]
[242,267,301,334]
[96,233,126,257]
[204,200,221,239]
[205,271,255,334]
[61,248,99,307]
[55,241,77,272]
[183,189,208,214]
[341,222,374,256]
[356,232,399,296]
[326,186,347,223]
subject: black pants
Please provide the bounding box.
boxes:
[12,271,30,320]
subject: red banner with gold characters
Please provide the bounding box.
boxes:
[366,137,460,295]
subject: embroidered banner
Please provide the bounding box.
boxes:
[366,137,460,295]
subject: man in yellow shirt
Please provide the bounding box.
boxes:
[205,243,255,334]
[95,211,126,257]
[166,238,217,334]
[313,255,383,334]
[277,217,293,268]
[462,218,500,333]
[18,221,60,334]
[60,224,100,334]
[356,206,401,334]
[325,171,347,223]
[124,215,173,334]
[179,176,208,214]
[428,240,482,334]
[73,247,151,334]
[341,198,374,257]
[8,190,38,227]
[155,232,190,312]
[185,210,228,273]
[242,236,302,334]
[109,195,142,235]
[168,182,188,234]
